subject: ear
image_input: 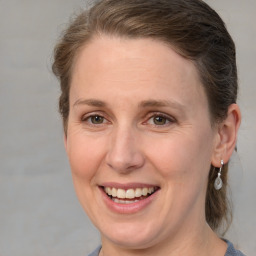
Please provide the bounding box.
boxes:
[211,104,241,167]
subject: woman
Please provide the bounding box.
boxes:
[52,0,244,255]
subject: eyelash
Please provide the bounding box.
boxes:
[145,113,175,127]
[81,112,175,127]
[81,113,109,126]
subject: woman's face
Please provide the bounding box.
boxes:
[66,36,219,249]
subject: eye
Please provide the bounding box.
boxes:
[82,114,108,125]
[152,116,168,125]
[146,113,175,126]
[90,115,104,124]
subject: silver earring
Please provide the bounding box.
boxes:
[214,160,224,190]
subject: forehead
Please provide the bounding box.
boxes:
[71,35,207,109]
[73,35,198,79]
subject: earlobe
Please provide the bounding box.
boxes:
[211,104,241,167]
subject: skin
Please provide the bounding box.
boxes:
[65,36,241,256]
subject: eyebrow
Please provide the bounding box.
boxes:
[73,98,185,111]
[73,99,107,108]
[139,99,185,110]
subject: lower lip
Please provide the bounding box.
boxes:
[99,187,159,214]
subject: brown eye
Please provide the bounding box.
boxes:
[153,116,168,125]
[146,113,174,127]
[90,115,104,124]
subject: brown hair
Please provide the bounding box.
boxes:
[52,0,237,233]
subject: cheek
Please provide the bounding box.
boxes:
[66,133,107,218]
[144,130,213,183]
[66,133,105,181]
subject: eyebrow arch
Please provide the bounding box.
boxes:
[73,98,107,108]
[139,99,185,110]
[73,98,185,110]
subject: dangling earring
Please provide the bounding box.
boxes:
[214,160,224,190]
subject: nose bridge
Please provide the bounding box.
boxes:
[106,123,144,172]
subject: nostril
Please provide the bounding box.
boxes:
[106,159,144,173]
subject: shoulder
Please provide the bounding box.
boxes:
[224,240,246,256]
[88,246,101,256]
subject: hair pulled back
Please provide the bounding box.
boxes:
[52,0,237,233]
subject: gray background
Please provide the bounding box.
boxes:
[0,0,255,255]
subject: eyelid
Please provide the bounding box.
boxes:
[80,111,175,127]
[81,112,110,124]
[144,112,176,126]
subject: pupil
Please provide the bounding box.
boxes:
[92,116,103,124]
[154,116,166,125]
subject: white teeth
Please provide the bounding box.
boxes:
[142,188,148,196]
[126,189,135,199]
[117,188,126,199]
[104,186,156,201]
[113,198,140,204]
[112,187,117,197]
[135,188,142,197]
[106,187,112,195]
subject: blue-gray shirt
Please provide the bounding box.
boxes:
[88,240,245,256]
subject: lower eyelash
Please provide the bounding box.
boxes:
[149,114,175,124]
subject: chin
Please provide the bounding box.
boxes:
[100,221,162,249]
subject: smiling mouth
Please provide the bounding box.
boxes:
[102,186,159,204]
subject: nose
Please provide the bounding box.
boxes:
[106,126,145,173]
